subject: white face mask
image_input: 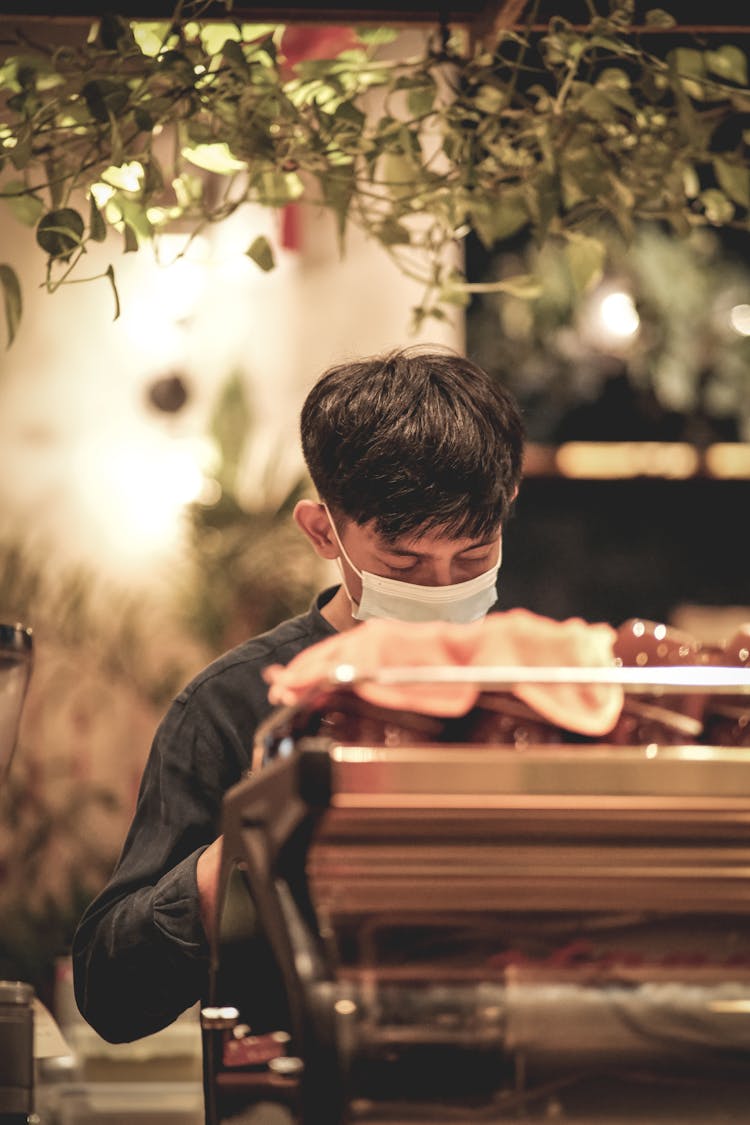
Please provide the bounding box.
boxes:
[325,508,502,624]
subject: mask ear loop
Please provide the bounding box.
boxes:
[321,504,364,580]
[321,504,363,614]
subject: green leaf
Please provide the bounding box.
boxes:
[579,87,618,122]
[380,152,419,200]
[81,79,130,123]
[407,81,436,118]
[241,23,280,42]
[104,263,120,320]
[377,218,412,246]
[0,181,43,226]
[97,13,136,52]
[470,190,529,248]
[115,196,153,243]
[89,194,107,242]
[473,85,508,115]
[439,284,470,308]
[7,127,32,171]
[36,208,85,259]
[525,172,560,239]
[560,148,609,209]
[134,107,155,132]
[670,47,706,82]
[142,157,164,196]
[0,263,22,348]
[221,38,251,75]
[123,223,139,252]
[182,143,247,174]
[644,8,676,27]
[156,49,196,84]
[131,21,174,58]
[245,234,275,271]
[595,67,631,91]
[199,22,243,56]
[699,187,735,223]
[705,46,748,87]
[100,161,144,191]
[318,168,355,244]
[713,157,750,207]
[563,231,606,293]
[354,26,399,46]
[209,372,252,491]
[682,163,700,199]
[255,170,304,206]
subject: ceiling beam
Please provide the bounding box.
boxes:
[0,0,748,27]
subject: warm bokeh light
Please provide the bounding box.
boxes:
[579,284,641,352]
[555,442,700,479]
[599,291,641,339]
[72,431,211,567]
[729,303,750,336]
[704,443,750,478]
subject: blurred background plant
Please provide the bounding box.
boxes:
[181,369,331,652]
[467,220,750,442]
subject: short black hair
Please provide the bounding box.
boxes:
[300,345,525,541]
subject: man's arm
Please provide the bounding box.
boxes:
[71,693,242,1043]
[196,833,223,943]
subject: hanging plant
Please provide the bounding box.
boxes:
[0,0,749,346]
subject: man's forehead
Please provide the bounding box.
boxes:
[363,520,500,553]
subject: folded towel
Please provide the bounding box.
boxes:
[263,608,623,737]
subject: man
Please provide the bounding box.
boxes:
[72,344,525,1044]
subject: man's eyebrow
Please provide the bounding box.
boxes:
[381,545,422,557]
[382,537,496,557]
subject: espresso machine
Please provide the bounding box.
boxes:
[202,653,750,1125]
[0,622,35,1125]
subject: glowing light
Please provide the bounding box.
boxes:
[107,440,203,523]
[705,443,750,479]
[729,303,750,336]
[118,235,211,354]
[709,999,750,1013]
[579,284,641,352]
[73,433,208,564]
[555,442,700,479]
[599,291,640,339]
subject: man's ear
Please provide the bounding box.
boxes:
[293,500,339,560]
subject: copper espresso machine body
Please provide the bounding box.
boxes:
[203,665,750,1125]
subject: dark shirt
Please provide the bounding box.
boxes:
[72,587,339,1044]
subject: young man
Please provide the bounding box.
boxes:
[72,344,525,1044]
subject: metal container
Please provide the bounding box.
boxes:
[0,980,34,1122]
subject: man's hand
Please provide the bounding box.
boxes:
[196,835,224,942]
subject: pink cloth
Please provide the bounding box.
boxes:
[264,608,624,736]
